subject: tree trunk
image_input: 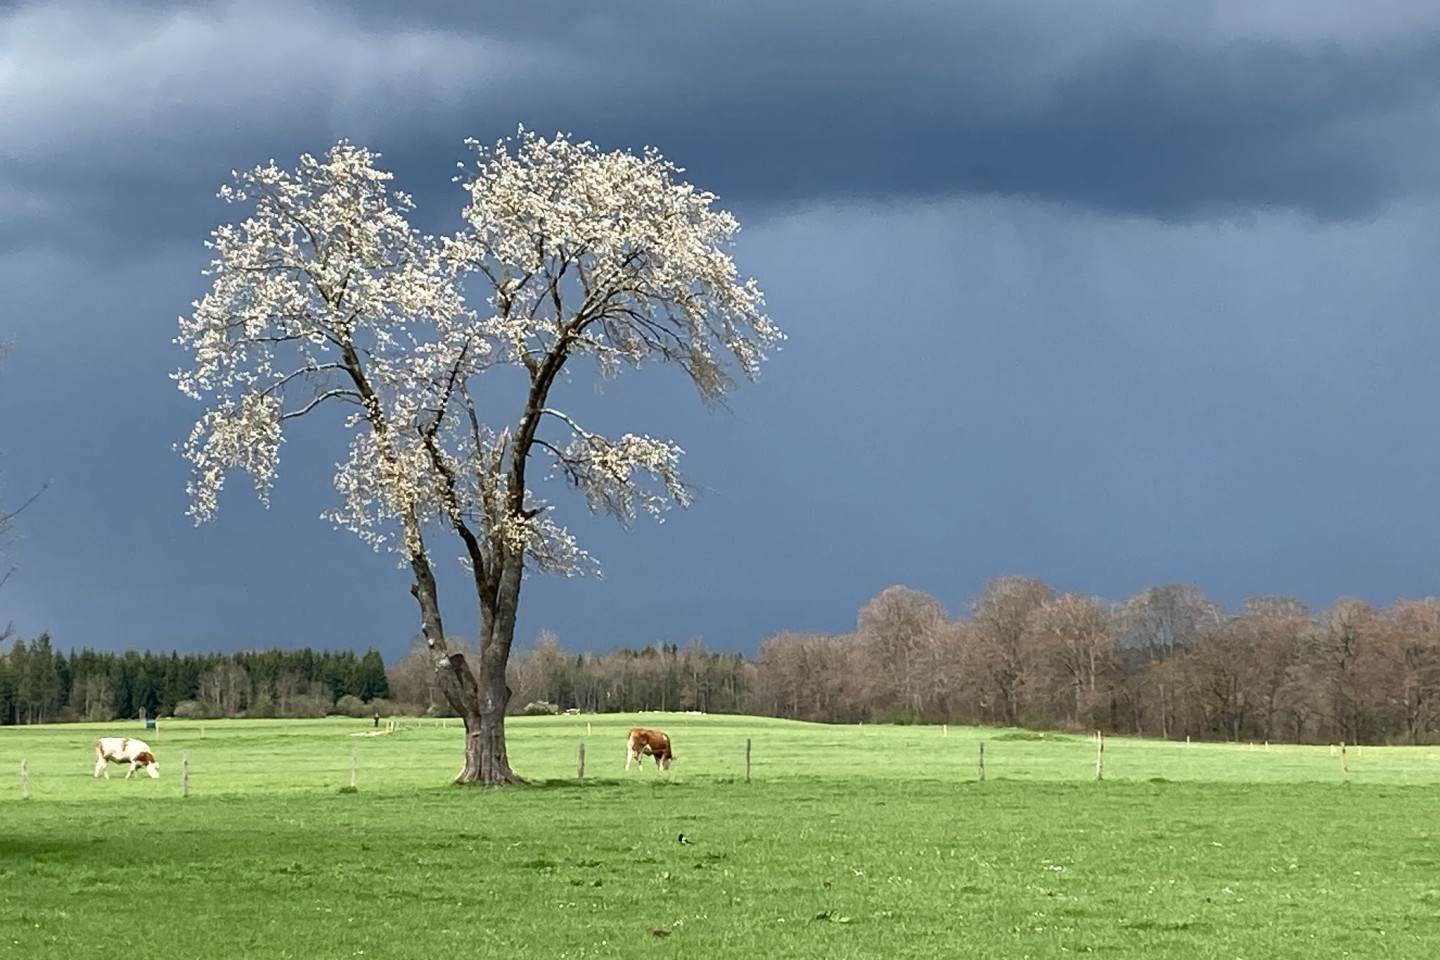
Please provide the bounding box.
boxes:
[447,649,521,785]
[451,556,525,786]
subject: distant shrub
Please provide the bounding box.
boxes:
[366,697,420,718]
[333,694,368,718]
[522,700,561,716]
[173,699,220,720]
[283,694,332,719]
[247,694,276,719]
[992,731,1077,742]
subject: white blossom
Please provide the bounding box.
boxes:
[176,130,781,582]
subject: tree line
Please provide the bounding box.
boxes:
[452,578,1440,745]
[747,579,1440,745]
[389,631,752,718]
[0,638,389,724]
[7,575,1440,744]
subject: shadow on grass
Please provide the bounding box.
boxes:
[0,835,108,864]
[520,778,642,791]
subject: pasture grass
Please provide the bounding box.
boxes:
[4,715,1440,958]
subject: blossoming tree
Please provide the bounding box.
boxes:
[175,132,782,784]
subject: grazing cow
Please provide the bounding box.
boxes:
[625,727,674,771]
[93,737,160,780]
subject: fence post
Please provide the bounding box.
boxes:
[745,738,752,783]
[978,741,986,781]
[1095,730,1105,781]
[577,741,586,779]
[181,750,190,798]
[1340,742,1349,776]
[350,746,359,790]
[943,724,948,738]
[587,722,592,737]
[20,760,29,800]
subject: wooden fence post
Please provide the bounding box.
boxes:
[350,746,359,790]
[181,750,190,798]
[1340,742,1349,775]
[577,742,586,779]
[943,724,948,738]
[586,722,592,737]
[978,741,986,781]
[1095,730,1105,781]
[745,738,752,783]
[20,760,29,800]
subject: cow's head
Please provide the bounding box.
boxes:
[659,753,674,771]
[137,752,160,778]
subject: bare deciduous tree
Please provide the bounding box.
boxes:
[969,576,1055,725]
[1121,584,1221,659]
[1377,599,1440,743]
[1232,597,1309,741]
[856,586,949,722]
[196,660,252,716]
[1025,593,1116,728]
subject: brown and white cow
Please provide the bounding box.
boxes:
[93,737,160,779]
[625,727,674,771]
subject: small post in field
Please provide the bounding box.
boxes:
[1186,735,1191,744]
[350,746,359,790]
[1340,742,1349,775]
[745,738,752,783]
[1095,730,1105,781]
[577,741,586,779]
[943,723,948,738]
[587,722,592,737]
[1264,741,1269,751]
[20,760,29,800]
[200,726,206,739]
[978,741,986,781]
[181,750,190,798]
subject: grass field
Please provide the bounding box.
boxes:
[4,715,1440,958]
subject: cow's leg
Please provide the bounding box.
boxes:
[625,748,634,771]
[125,762,137,779]
[94,756,106,778]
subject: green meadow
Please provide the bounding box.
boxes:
[4,715,1440,959]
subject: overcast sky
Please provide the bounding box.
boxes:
[4,0,1440,661]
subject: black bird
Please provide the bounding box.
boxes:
[677,833,692,845]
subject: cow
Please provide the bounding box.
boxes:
[93,737,160,780]
[625,727,674,771]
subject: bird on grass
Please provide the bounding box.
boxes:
[677,833,692,845]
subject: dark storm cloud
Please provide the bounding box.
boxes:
[6,0,1440,258]
[7,0,1440,659]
